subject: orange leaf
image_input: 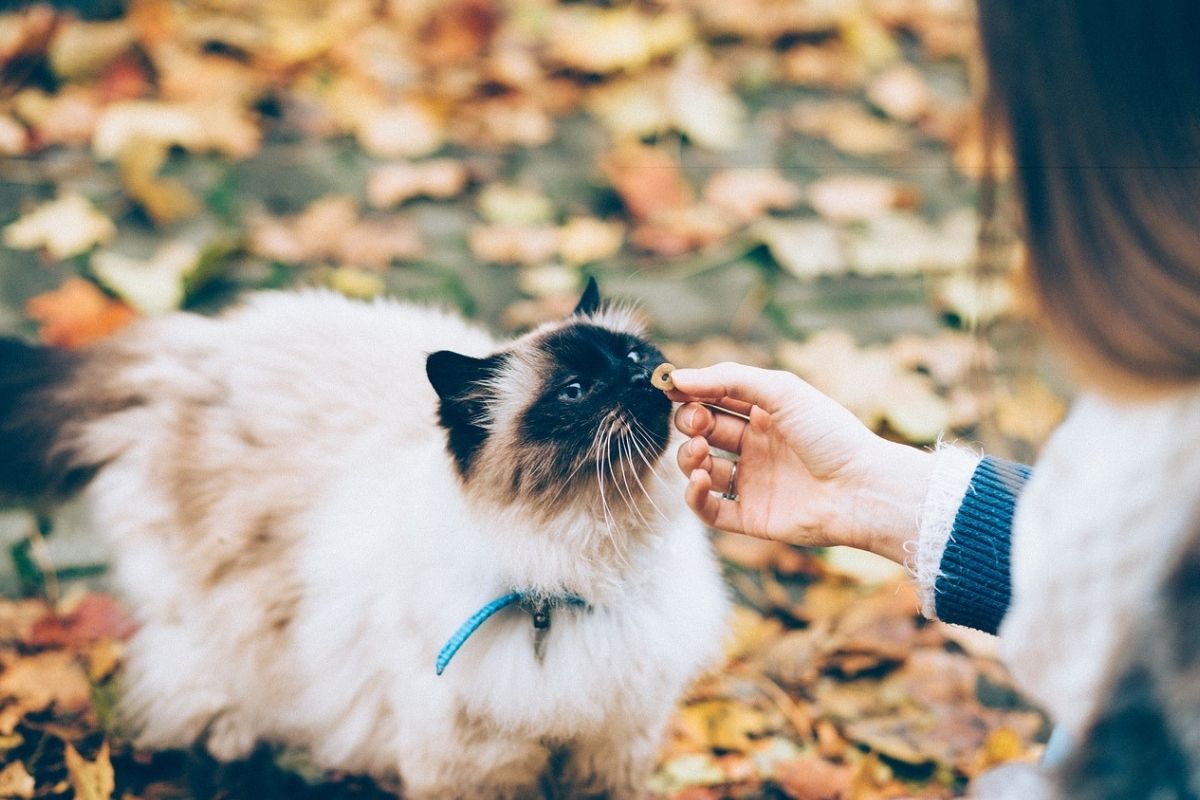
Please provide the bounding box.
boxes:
[25,278,137,348]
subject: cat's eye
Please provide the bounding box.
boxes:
[558,381,586,401]
[627,350,644,363]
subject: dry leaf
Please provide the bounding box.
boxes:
[754,219,845,280]
[328,266,385,299]
[93,101,259,160]
[678,700,770,753]
[806,174,919,223]
[355,99,445,159]
[0,650,92,734]
[366,159,470,208]
[601,144,692,222]
[65,741,115,800]
[477,183,555,225]
[703,168,802,224]
[0,114,27,155]
[791,100,911,156]
[666,49,745,150]
[117,140,199,226]
[866,63,932,123]
[49,18,135,79]
[557,217,623,265]
[781,43,867,90]
[29,594,136,650]
[25,278,138,348]
[994,379,1066,446]
[92,241,203,314]
[934,273,1017,325]
[469,224,560,265]
[775,755,853,800]
[547,6,693,74]
[0,761,34,800]
[3,193,116,260]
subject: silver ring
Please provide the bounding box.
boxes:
[722,461,739,501]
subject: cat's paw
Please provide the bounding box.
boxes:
[205,710,259,762]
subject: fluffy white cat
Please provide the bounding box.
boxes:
[0,281,730,799]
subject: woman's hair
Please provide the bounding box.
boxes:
[977,1,1200,388]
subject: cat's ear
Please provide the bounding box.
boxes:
[572,276,601,317]
[427,351,505,475]
[426,351,498,401]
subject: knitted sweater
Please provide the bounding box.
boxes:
[915,387,1200,745]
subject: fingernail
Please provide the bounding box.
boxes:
[679,406,697,429]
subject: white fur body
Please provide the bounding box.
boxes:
[73,292,729,798]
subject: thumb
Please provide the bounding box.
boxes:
[669,362,805,413]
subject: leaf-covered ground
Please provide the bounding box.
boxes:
[0,0,1061,797]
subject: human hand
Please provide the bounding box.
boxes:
[669,362,934,563]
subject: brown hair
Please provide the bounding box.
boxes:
[977,1,1200,389]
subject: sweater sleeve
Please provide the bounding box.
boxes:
[928,456,1033,634]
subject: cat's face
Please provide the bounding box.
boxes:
[427,280,672,515]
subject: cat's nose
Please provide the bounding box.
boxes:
[627,365,652,388]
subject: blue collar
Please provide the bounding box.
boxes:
[436,591,588,675]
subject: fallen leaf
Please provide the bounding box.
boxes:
[601,144,692,223]
[791,100,911,156]
[754,219,845,280]
[49,18,135,79]
[866,63,932,123]
[0,114,27,155]
[547,6,693,74]
[557,217,624,265]
[29,594,137,650]
[776,755,853,800]
[469,224,560,265]
[477,183,555,225]
[65,741,115,800]
[355,99,446,159]
[678,700,769,752]
[93,101,259,160]
[666,49,745,150]
[366,159,470,208]
[92,241,204,314]
[807,174,919,224]
[3,193,116,260]
[0,760,34,800]
[117,140,199,226]
[327,266,385,300]
[934,273,1017,326]
[0,650,92,734]
[994,379,1066,446]
[781,43,867,90]
[25,278,138,348]
[703,168,802,224]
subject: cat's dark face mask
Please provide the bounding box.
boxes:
[427,279,673,510]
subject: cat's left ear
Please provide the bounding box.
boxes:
[572,276,601,317]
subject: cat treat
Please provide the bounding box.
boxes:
[651,362,675,392]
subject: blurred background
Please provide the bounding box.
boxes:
[0,1,1063,798]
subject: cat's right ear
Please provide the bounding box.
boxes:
[426,351,504,475]
[426,351,497,401]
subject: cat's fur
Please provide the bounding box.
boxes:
[0,283,729,799]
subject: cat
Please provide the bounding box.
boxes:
[0,279,730,799]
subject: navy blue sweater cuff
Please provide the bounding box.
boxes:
[933,456,1032,634]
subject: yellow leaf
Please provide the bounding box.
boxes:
[92,241,203,314]
[680,700,770,753]
[0,761,34,799]
[3,193,116,260]
[65,741,115,800]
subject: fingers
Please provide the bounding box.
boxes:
[668,363,804,413]
[676,436,737,494]
[675,404,749,454]
[685,470,745,533]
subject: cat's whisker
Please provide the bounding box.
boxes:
[616,432,653,530]
[625,428,670,524]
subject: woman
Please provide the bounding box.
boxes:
[668,2,1200,797]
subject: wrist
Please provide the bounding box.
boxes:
[843,440,935,565]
